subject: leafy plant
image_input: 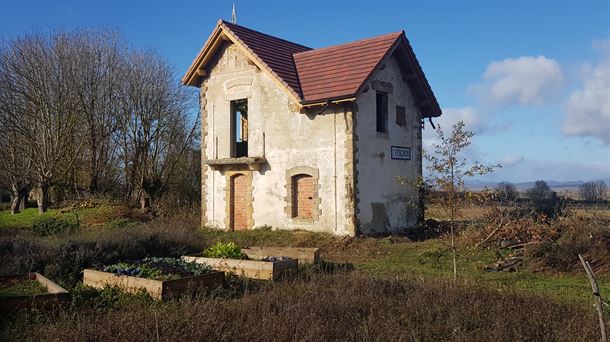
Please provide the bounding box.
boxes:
[202,242,247,259]
[424,121,499,279]
[31,216,79,236]
[102,257,212,281]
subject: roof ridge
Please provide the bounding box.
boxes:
[220,20,312,51]
[294,31,403,57]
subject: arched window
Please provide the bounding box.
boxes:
[285,166,320,221]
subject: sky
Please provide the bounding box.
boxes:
[1,0,609,183]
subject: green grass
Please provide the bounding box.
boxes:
[0,200,125,229]
[199,228,608,308]
[355,239,610,307]
[0,279,48,297]
[0,208,60,229]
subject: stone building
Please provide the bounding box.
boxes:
[183,20,441,236]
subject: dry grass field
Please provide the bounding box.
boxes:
[0,200,608,341]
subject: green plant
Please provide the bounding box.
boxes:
[424,121,499,279]
[31,216,78,236]
[101,257,213,281]
[202,242,247,259]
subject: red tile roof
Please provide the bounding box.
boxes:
[183,20,441,117]
[221,21,311,98]
[294,32,402,103]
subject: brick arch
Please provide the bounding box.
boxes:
[285,166,321,222]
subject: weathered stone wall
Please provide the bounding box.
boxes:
[201,43,352,235]
[354,54,423,234]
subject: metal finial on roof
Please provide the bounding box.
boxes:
[231,2,237,24]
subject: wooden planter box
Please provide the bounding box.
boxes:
[181,255,298,280]
[82,269,224,301]
[0,273,69,314]
[242,247,321,263]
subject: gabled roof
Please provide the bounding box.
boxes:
[293,32,402,103]
[183,20,441,117]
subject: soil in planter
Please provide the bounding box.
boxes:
[100,257,214,281]
[0,279,48,297]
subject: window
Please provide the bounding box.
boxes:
[230,99,248,157]
[376,92,388,133]
[292,174,314,219]
[396,106,406,126]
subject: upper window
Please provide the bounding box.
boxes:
[376,92,388,133]
[396,106,406,126]
[230,99,248,158]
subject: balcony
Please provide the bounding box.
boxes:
[205,156,267,171]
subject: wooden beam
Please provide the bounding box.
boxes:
[196,69,207,77]
[415,99,430,107]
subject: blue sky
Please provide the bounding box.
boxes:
[1,0,609,182]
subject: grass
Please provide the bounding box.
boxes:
[0,279,47,297]
[0,208,59,229]
[1,201,608,339]
[2,273,602,341]
[0,199,141,230]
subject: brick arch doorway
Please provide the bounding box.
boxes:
[230,173,249,231]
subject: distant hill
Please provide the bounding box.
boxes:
[465,177,610,191]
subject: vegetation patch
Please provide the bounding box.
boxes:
[202,242,248,259]
[0,279,47,297]
[32,216,79,236]
[100,257,213,281]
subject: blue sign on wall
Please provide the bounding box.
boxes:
[390,146,411,160]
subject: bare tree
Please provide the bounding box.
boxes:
[495,181,518,202]
[0,32,84,213]
[116,50,197,210]
[425,121,499,279]
[579,180,607,202]
[67,29,126,194]
[526,180,553,201]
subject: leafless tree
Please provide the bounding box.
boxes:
[495,181,518,202]
[116,50,197,210]
[0,32,84,213]
[579,180,608,202]
[70,29,125,194]
[526,180,553,201]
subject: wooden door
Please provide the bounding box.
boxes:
[230,173,248,230]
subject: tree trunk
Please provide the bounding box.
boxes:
[140,195,150,211]
[18,187,29,210]
[10,192,22,214]
[37,183,50,214]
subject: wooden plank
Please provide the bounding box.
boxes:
[82,269,224,301]
[0,273,70,314]
[242,247,321,263]
[182,255,298,280]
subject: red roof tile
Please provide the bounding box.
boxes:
[222,21,311,98]
[183,20,441,116]
[294,32,402,103]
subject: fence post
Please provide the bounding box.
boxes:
[579,254,607,342]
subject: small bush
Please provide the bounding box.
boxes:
[31,216,78,236]
[105,218,136,230]
[202,242,247,259]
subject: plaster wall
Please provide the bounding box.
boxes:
[201,43,352,235]
[355,54,423,234]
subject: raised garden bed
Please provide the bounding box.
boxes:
[0,273,69,314]
[181,255,298,280]
[242,247,321,263]
[83,257,224,300]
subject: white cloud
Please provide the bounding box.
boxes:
[500,154,524,167]
[562,39,610,145]
[471,56,563,106]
